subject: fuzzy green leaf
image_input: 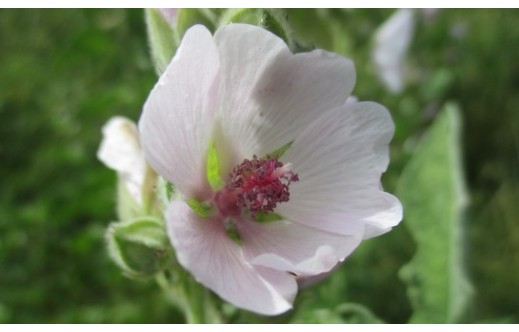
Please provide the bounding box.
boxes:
[145,9,178,75]
[397,103,473,323]
[176,9,218,37]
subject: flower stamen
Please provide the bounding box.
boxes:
[226,155,299,217]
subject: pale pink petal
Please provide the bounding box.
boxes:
[345,95,358,105]
[214,24,355,163]
[277,102,403,238]
[238,219,363,277]
[139,25,219,200]
[166,201,297,315]
[97,116,145,205]
[297,265,340,289]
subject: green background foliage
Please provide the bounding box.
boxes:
[0,9,518,323]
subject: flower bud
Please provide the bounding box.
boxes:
[106,217,170,279]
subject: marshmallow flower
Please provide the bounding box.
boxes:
[139,24,402,315]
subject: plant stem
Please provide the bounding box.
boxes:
[155,268,224,323]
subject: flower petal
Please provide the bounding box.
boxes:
[372,9,415,93]
[97,116,145,205]
[214,24,355,162]
[139,25,219,200]
[238,219,363,277]
[277,102,403,238]
[166,200,297,315]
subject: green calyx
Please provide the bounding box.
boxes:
[254,211,284,223]
[206,142,225,191]
[224,218,242,245]
[265,141,293,160]
[187,199,215,218]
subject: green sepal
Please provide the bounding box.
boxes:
[187,199,214,218]
[224,218,242,246]
[254,211,284,223]
[106,217,170,279]
[206,143,225,191]
[265,141,293,160]
[157,176,175,208]
[165,180,175,201]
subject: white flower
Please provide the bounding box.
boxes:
[157,8,178,27]
[139,24,402,315]
[372,9,415,93]
[98,116,146,206]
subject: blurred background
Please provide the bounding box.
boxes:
[0,9,518,323]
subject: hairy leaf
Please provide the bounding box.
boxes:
[397,103,473,323]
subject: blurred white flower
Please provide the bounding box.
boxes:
[157,8,178,27]
[372,9,415,93]
[421,8,440,22]
[98,116,146,206]
[140,24,402,315]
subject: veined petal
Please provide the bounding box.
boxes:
[139,25,219,200]
[277,102,403,238]
[214,24,355,163]
[238,219,363,277]
[97,116,145,205]
[166,201,297,315]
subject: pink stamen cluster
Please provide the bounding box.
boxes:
[227,155,299,217]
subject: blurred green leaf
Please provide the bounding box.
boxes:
[291,302,383,324]
[336,303,385,323]
[288,9,353,55]
[420,68,455,103]
[397,103,474,323]
[291,308,346,324]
